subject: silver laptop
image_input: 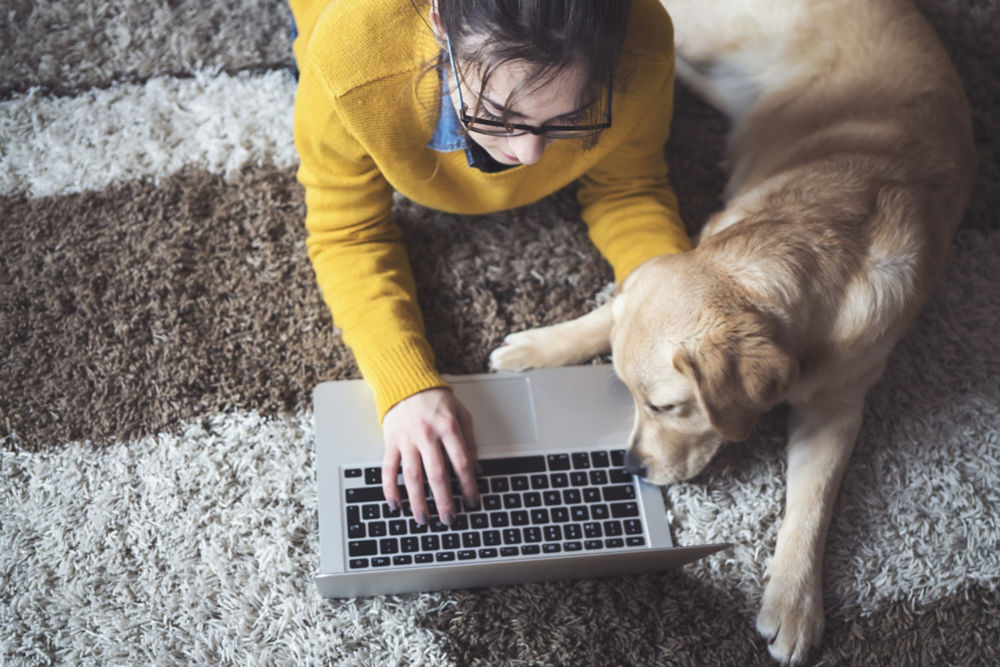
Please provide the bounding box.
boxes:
[313,363,729,598]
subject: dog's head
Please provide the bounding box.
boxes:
[611,256,798,485]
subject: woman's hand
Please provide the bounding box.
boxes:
[381,388,480,526]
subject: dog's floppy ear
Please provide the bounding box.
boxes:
[672,311,798,441]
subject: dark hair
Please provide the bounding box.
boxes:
[435,0,632,138]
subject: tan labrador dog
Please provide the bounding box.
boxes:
[490,0,976,663]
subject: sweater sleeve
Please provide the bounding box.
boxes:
[577,57,691,284]
[295,57,448,420]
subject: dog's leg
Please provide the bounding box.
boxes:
[757,396,864,665]
[489,302,613,371]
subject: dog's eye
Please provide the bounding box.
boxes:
[647,403,676,414]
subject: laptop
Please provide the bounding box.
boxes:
[313,363,729,598]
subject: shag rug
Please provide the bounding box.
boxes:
[2,1,998,664]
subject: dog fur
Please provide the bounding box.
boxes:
[489,0,976,663]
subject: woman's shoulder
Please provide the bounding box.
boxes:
[301,0,438,98]
[622,0,676,63]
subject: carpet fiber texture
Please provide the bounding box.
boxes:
[2,0,998,664]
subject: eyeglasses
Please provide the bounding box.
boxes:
[445,35,613,139]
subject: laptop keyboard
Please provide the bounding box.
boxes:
[342,449,648,569]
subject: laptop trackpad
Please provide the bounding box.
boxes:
[451,376,538,446]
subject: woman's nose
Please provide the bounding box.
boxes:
[508,133,547,165]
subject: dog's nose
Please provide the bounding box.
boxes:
[624,449,648,478]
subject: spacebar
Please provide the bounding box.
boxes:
[478,455,547,476]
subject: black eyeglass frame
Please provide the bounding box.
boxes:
[445,35,614,139]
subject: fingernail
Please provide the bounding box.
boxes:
[417,512,428,526]
[387,499,399,512]
[442,512,455,527]
[465,496,480,511]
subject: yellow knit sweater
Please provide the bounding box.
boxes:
[291,0,690,419]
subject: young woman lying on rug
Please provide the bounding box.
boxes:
[290,0,690,527]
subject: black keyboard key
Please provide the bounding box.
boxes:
[347,505,360,524]
[452,515,469,531]
[362,504,381,520]
[344,468,363,478]
[603,520,623,536]
[605,538,625,548]
[550,473,569,488]
[462,532,481,548]
[346,487,384,504]
[483,495,502,511]
[522,545,541,555]
[442,534,460,550]
[563,541,583,552]
[401,537,419,553]
[624,519,643,535]
[483,530,502,546]
[430,519,449,533]
[389,520,408,535]
[571,453,591,469]
[610,449,626,467]
[490,478,509,493]
[584,522,603,538]
[610,468,632,484]
[458,550,476,560]
[544,525,562,541]
[591,451,610,468]
[372,557,391,567]
[547,454,571,471]
[583,488,601,503]
[379,538,398,554]
[364,467,381,485]
[511,510,530,526]
[627,536,646,547]
[476,479,489,494]
[383,503,401,518]
[611,502,640,518]
[500,547,519,557]
[543,543,561,554]
[511,476,530,491]
[479,456,546,476]
[409,519,428,534]
[349,558,368,568]
[478,548,499,559]
[523,527,542,543]
[591,504,610,520]
[421,535,440,551]
[349,540,377,557]
[348,523,366,539]
[523,492,542,507]
[436,552,455,562]
[530,474,549,489]
[571,506,589,522]
[393,555,413,566]
[589,470,608,486]
[585,540,603,550]
[563,489,582,504]
[570,472,589,487]
[530,509,550,524]
[603,485,636,501]
[490,513,510,528]
[503,494,522,509]
[415,553,433,564]
[470,513,489,529]
[564,524,583,540]
[551,507,570,523]
[502,528,522,544]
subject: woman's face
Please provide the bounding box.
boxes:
[448,58,590,166]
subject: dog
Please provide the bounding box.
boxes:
[489,0,976,663]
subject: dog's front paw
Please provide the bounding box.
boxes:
[489,329,555,371]
[756,567,825,665]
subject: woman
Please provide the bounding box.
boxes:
[290,0,690,528]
